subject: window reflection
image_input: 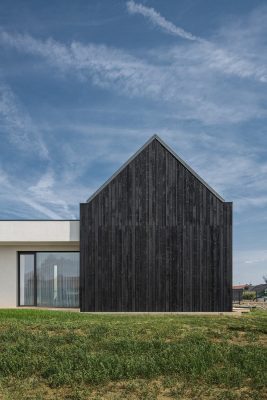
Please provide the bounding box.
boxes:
[37,252,79,308]
[19,252,79,308]
[20,254,35,306]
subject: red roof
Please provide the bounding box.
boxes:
[233,284,250,290]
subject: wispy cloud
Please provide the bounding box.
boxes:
[233,250,267,284]
[0,166,78,219]
[28,170,77,218]
[126,1,267,83]
[1,29,267,124]
[0,167,8,185]
[187,148,267,211]
[126,0,200,41]
[0,83,49,159]
[234,195,267,212]
[244,253,267,264]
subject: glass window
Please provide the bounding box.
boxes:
[36,252,79,308]
[19,254,35,306]
[19,252,79,308]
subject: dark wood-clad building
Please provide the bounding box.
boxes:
[80,135,232,312]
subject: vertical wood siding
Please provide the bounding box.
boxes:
[80,139,232,312]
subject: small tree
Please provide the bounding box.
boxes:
[242,291,256,300]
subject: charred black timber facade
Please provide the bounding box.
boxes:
[80,136,232,312]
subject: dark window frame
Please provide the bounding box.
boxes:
[18,251,80,308]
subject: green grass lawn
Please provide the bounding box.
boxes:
[0,309,266,400]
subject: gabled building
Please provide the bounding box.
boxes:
[0,135,232,311]
[80,135,232,312]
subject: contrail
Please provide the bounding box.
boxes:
[126,0,202,42]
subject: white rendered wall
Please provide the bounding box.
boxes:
[0,220,79,244]
[0,221,80,308]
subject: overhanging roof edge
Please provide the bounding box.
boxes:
[86,134,225,203]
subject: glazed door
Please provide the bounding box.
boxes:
[19,253,35,306]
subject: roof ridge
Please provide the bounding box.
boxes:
[86,134,225,203]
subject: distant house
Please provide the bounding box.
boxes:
[233,283,267,302]
[233,285,250,290]
[232,284,250,302]
[249,284,267,297]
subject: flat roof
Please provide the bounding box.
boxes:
[0,220,80,244]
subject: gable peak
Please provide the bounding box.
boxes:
[86,134,225,203]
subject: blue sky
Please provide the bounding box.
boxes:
[0,0,266,284]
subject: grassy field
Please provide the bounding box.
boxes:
[0,310,266,400]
